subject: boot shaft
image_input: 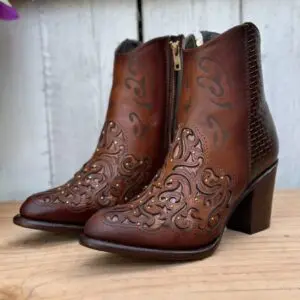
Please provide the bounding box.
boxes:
[177,23,278,191]
[104,35,184,168]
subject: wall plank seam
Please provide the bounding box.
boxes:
[239,0,243,24]
[37,3,54,187]
[137,0,144,41]
[89,0,101,128]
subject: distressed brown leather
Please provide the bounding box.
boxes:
[17,35,184,226]
[83,23,279,249]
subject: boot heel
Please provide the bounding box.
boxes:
[227,164,277,234]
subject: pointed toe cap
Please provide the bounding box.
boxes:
[19,192,93,225]
[83,208,142,246]
[20,194,57,221]
[84,209,114,240]
[83,207,166,248]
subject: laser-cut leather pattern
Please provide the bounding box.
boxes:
[104,125,232,232]
[34,120,152,212]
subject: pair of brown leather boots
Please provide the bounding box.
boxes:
[14,23,279,261]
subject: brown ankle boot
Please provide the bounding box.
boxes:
[13,35,184,232]
[80,23,279,260]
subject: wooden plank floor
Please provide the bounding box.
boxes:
[0,191,299,300]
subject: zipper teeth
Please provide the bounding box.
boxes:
[169,58,176,143]
[163,39,171,155]
[166,38,175,148]
[168,37,181,145]
[164,36,181,155]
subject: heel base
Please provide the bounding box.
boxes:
[227,215,271,235]
[227,164,277,235]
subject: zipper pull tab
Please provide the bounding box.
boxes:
[169,40,181,71]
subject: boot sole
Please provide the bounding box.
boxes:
[13,215,83,233]
[79,162,278,261]
[79,234,221,261]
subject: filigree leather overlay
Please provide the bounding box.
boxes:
[35,121,152,212]
[104,125,232,231]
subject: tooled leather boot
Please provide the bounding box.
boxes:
[80,23,279,260]
[13,35,184,232]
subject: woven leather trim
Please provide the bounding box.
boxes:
[245,23,277,178]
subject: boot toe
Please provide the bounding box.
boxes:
[83,206,178,249]
[83,203,220,250]
[83,208,150,247]
[21,194,58,221]
[19,192,93,225]
[84,209,119,241]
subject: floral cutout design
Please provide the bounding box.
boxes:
[35,121,152,212]
[104,125,232,232]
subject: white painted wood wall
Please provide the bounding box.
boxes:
[0,0,299,200]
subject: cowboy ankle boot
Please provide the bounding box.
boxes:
[13,35,184,232]
[80,23,279,260]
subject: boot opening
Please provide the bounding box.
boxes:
[184,31,219,49]
[116,39,142,54]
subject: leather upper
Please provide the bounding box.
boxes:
[20,36,182,225]
[84,23,279,249]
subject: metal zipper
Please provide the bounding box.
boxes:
[166,37,182,148]
[169,40,182,71]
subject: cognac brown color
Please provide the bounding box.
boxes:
[13,35,183,232]
[80,23,279,260]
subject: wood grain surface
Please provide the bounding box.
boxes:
[0,190,299,299]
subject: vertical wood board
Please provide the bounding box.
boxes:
[35,0,138,187]
[37,0,102,186]
[0,0,138,200]
[143,0,240,40]
[0,1,50,200]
